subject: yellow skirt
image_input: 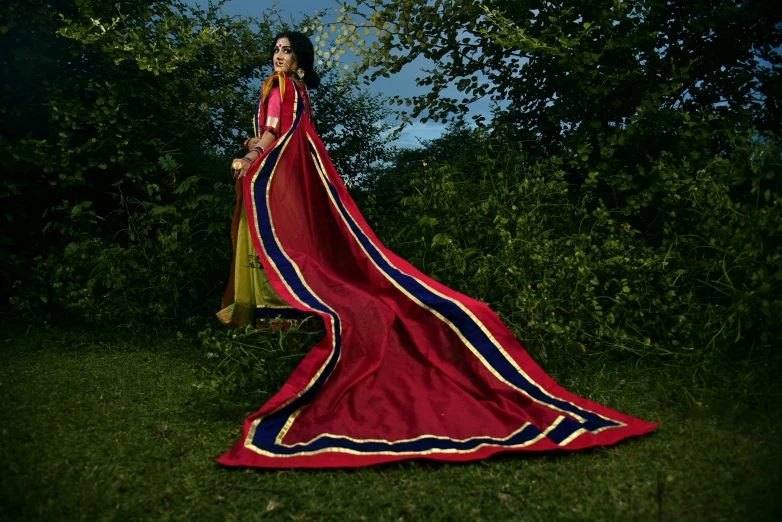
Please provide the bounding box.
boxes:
[217,205,292,327]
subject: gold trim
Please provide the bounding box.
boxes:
[265,116,280,131]
[240,84,613,461]
[244,80,343,456]
[276,406,304,445]
[262,72,287,104]
[248,419,560,459]
[305,137,625,432]
[558,428,588,447]
[281,421,535,449]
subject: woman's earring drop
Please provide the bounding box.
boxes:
[297,68,305,80]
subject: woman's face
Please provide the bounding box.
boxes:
[273,38,299,76]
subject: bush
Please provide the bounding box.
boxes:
[194,317,325,404]
[361,127,781,392]
[2,1,393,325]
[10,169,234,323]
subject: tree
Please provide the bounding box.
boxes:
[314,72,394,186]
[331,0,781,239]
[0,0,394,322]
[335,0,780,139]
[336,0,782,375]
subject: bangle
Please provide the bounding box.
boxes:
[251,145,264,156]
[242,155,255,162]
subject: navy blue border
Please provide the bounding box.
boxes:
[246,84,345,454]
[243,83,621,457]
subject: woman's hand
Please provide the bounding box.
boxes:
[233,130,278,178]
[243,136,262,151]
[231,157,252,179]
[246,136,262,150]
[235,136,265,178]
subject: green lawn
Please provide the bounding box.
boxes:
[1,323,780,521]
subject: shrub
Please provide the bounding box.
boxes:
[194,317,325,404]
[361,128,781,391]
[2,2,393,325]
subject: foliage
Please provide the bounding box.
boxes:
[315,72,395,185]
[337,0,781,135]
[333,0,782,239]
[1,0,274,321]
[1,0,393,324]
[362,126,781,391]
[330,0,782,387]
[194,316,325,404]
[9,172,236,323]
[3,0,780,397]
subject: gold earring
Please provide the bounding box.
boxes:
[297,68,305,80]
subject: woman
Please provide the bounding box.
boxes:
[218,32,318,328]
[218,31,656,469]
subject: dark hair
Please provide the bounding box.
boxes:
[272,31,321,89]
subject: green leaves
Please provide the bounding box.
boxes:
[313,72,394,185]
[417,216,440,227]
[341,0,781,203]
[195,318,325,403]
[3,0,399,325]
[64,243,80,258]
[1,0,282,323]
[362,122,782,384]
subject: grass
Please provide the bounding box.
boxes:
[1,321,780,522]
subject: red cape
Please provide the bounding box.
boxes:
[218,75,657,468]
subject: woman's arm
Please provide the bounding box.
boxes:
[232,130,277,179]
[232,85,284,179]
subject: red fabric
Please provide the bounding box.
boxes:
[218,75,657,469]
[266,86,281,120]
